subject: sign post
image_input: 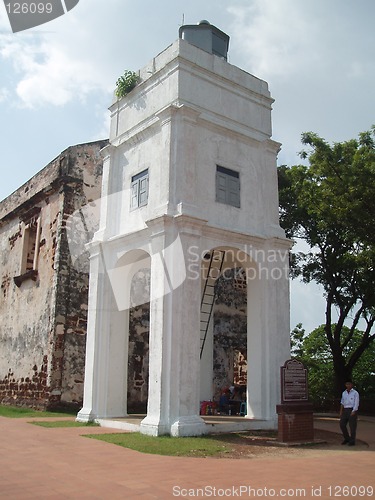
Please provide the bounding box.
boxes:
[276,359,314,443]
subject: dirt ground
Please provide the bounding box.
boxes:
[211,429,369,459]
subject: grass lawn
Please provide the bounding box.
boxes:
[29,420,99,428]
[84,432,233,458]
[0,404,279,459]
[0,404,77,419]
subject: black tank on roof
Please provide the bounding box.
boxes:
[179,20,230,60]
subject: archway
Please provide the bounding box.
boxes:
[199,247,259,417]
[127,268,150,413]
[112,249,151,416]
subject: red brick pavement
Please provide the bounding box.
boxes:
[0,416,374,499]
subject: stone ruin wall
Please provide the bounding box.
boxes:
[52,141,107,408]
[0,140,106,409]
[0,190,63,408]
[213,269,247,401]
[127,269,150,413]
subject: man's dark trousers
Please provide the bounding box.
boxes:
[340,408,357,444]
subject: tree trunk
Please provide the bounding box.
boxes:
[332,354,352,402]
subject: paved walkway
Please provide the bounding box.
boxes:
[0,415,374,499]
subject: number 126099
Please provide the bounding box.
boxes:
[5,3,53,14]
[327,485,373,497]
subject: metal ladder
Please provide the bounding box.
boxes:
[200,249,226,358]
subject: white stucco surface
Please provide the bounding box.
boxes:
[78,35,291,436]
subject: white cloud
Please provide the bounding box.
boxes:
[1,0,374,111]
[228,0,320,80]
[225,0,375,171]
[16,44,99,107]
[0,0,131,108]
[228,0,375,85]
[0,31,112,107]
[2,0,235,109]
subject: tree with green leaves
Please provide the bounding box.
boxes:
[279,127,375,398]
[292,324,375,409]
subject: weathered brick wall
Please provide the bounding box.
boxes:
[0,140,107,409]
[277,405,315,442]
[233,350,247,387]
[127,304,150,412]
[0,191,62,408]
[48,141,107,408]
[127,269,150,413]
[213,269,247,400]
[0,357,49,409]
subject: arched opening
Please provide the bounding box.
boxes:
[127,268,150,413]
[200,248,256,417]
[212,266,247,414]
[112,249,151,416]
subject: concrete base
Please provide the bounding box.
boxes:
[97,414,277,435]
[76,408,129,424]
[76,408,98,423]
[270,439,327,447]
[139,415,171,436]
[170,416,207,437]
[97,418,140,432]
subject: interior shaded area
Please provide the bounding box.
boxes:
[125,255,250,417]
[127,269,150,414]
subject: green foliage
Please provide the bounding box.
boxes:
[290,323,305,358]
[295,324,375,407]
[115,70,140,99]
[279,127,375,395]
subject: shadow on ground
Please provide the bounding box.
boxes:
[208,429,369,459]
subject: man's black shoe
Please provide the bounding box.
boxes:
[341,440,349,445]
[348,442,355,446]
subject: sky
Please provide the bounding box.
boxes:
[0,0,374,334]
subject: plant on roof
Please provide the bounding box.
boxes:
[115,70,140,99]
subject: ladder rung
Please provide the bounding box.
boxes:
[200,250,225,358]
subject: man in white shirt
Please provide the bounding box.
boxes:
[339,381,360,446]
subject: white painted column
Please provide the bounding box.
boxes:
[265,241,291,421]
[105,307,129,418]
[77,241,131,421]
[139,217,176,435]
[246,243,291,423]
[140,215,207,436]
[246,262,265,420]
[77,243,112,421]
[170,220,207,436]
